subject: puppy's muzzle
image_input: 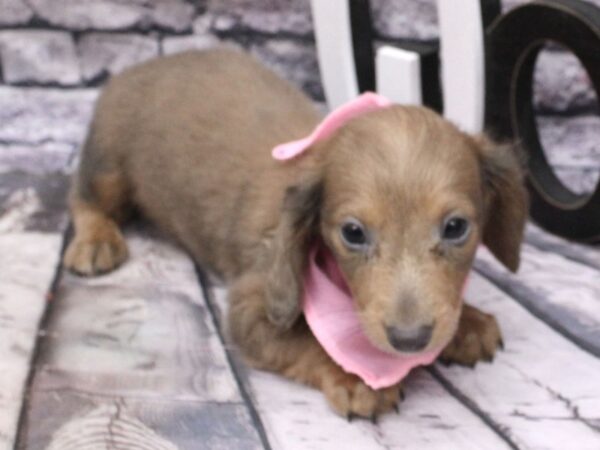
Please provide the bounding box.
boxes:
[386,324,434,352]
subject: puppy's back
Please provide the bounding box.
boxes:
[91,48,318,166]
[80,48,320,277]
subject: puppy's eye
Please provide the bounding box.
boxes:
[441,216,470,244]
[340,220,368,249]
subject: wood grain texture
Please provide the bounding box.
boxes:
[437,271,600,450]
[0,171,69,233]
[247,369,511,450]
[209,286,510,450]
[46,403,179,450]
[4,172,599,449]
[42,232,241,400]
[475,242,600,357]
[26,392,261,450]
[0,233,62,450]
[525,223,600,271]
[19,231,264,450]
[0,169,67,449]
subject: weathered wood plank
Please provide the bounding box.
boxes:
[248,369,512,450]
[25,391,261,450]
[437,271,600,450]
[475,243,600,357]
[0,233,63,450]
[19,231,264,449]
[0,171,69,233]
[524,223,600,271]
[209,286,511,450]
[0,169,68,449]
[40,233,241,400]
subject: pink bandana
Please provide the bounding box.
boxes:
[304,245,442,389]
[272,93,443,389]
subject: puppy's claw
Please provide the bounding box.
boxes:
[482,351,494,363]
[400,390,406,402]
[370,413,378,425]
[392,403,399,414]
[439,358,453,367]
[346,412,354,422]
[499,339,505,350]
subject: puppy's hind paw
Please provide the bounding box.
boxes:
[63,226,128,276]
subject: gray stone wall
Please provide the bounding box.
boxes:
[0,0,598,193]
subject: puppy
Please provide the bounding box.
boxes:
[64,48,527,419]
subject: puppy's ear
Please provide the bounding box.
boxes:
[265,175,323,330]
[476,136,529,272]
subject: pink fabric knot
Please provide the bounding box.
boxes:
[272,92,392,161]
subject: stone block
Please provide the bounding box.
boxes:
[536,113,600,194]
[533,46,597,114]
[250,38,323,100]
[207,0,312,35]
[150,0,196,31]
[27,0,195,32]
[0,142,74,175]
[78,33,159,81]
[0,31,80,85]
[193,14,213,35]
[554,167,599,195]
[161,34,221,54]
[0,87,98,145]
[538,115,600,168]
[370,0,438,40]
[0,0,33,25]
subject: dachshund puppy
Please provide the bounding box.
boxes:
[64,49,527,419]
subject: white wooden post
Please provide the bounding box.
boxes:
[437,0,486,133]
[310,0,360,108]
[310,0,487,133]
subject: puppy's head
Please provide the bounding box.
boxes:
[267,105,527,355]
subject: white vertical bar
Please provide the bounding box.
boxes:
[376,46,422,105]
[437,0,485,133]
[310,0,360,108]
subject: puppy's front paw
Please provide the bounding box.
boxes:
[64,226,128,276]
[322,369,402,421]
[439,304,502,367]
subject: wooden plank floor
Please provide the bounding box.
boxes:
[19,231,264,450]
[0,91,599,449]
[0,170,69,449]
[1,180,600,449]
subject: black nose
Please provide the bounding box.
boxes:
[386,324,433,352]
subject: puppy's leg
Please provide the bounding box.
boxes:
[63,169,129,276]
[228,273,402,419]
[439,304,503,367]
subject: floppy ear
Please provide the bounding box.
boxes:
[264,175,323,330]
[476,136,529,272]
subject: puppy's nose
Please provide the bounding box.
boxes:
[386,324,433,352]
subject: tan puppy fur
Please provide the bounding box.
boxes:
[64,49,528,419]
